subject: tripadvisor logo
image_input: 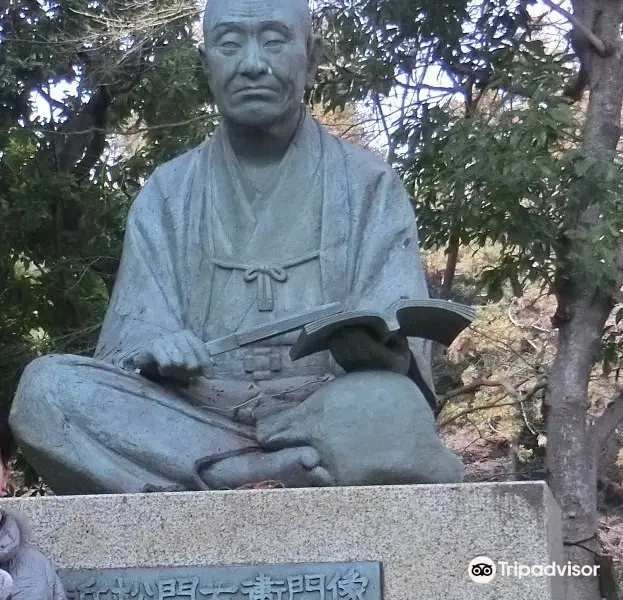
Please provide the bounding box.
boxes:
[468,555,600,583]
[468,556,496,583]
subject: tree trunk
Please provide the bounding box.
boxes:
[546,2,623,599]
[440,235,460,300]
[547,293,612,599]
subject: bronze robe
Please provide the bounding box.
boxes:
[10,109,436,494]
[95,109,434,398]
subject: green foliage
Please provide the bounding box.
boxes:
[0,0,214,408]
[314,0,575,294]
[312,0,623,377]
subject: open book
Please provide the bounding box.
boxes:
[289,298,476,361]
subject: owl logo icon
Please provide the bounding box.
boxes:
[468,556,496,583]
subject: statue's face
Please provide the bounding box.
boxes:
[200,0,315,129]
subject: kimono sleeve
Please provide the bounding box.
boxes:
[348,165,437,408]
[94,173,186,365]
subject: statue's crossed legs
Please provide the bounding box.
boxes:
[9,355,463,494]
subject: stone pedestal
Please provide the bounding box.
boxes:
[0,482,563,599]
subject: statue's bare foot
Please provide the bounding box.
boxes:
[197,446,335,490]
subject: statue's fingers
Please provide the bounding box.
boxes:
[151,344,175,374]
[183,332,213,369]
[259,426,308,449]
[165,341,187,367]
[155,339,199,380]
[176,336,203,374]
[377,339,411,373]
[128,347,156,370]
[330,327,410,373]
[330,344,372,371]
[329,327,375,367]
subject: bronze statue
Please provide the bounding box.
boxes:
[9,0,464,494]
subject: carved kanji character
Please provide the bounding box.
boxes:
[92,588,110,600]
[156,580,176,600]
[286,575,303,599]
[72,577,110,600]
[111,578,132,600]
[139,582,156,600]
[240,573,286,600]
[305,574,325,599]
[177,579,200,600]
[198,582,238,599]
[131,582,155,600]
[129,583,141,600]
[151,578,199,600]
[327,570,368,600]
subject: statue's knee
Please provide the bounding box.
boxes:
[11,355,70,425]
[17,354,69,393]
[302,371,459,486]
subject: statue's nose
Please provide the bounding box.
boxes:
[239,40,269,78]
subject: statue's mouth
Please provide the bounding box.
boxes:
[235,87,276,96]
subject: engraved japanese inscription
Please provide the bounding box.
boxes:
[60,562,382,600]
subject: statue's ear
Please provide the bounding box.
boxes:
[197,42,210,78]
[305,34,325,89]
[197,42,215,103]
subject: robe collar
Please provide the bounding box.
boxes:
[183,108,350,335]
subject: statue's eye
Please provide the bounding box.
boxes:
[264,39,286,50]
[219,40,241,54]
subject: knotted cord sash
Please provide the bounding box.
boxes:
[213,251,320,311]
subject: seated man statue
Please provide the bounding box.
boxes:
[9,0,463,494]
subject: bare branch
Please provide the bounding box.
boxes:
[468,325,544,371]
[372,92,392,160]
[508,298,554,333]
[441,378,522,402]
[438,400,523,428]
[393,80,463,95]
[35,87,70,118]
[437,377,547,422]
[540,0,607,56]
[3,113,219,138]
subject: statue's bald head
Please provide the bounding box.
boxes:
[203,0,313,43]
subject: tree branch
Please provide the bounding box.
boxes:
[74,86,111,180]
[372,91,393,161]
[393,80,463,95]
[442,379,515,401]
[438,400,524,428]
[592,390,623,450]
[438,375,547,419]
[540,0,607,56]
[7,113,219,138]
[36,86,70,118]
[445,63,568,106]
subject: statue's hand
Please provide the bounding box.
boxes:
[328,326,411,375]
[130,330,212,382]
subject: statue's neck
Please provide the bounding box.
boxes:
[224,106,304,168]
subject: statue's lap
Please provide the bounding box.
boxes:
[9,353,463,493]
